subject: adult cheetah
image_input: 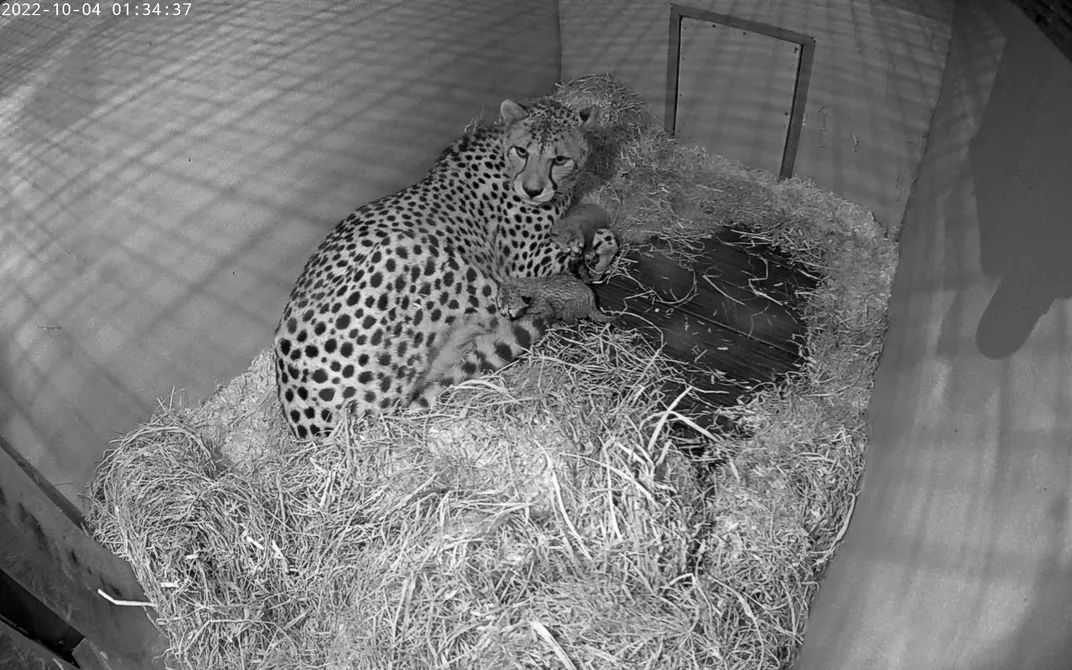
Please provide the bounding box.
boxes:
[274,97,618,439]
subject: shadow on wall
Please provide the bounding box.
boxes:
[936,4,1072,670]
[968,7,1072,360]
[795,2,1072,667]
[963,4,1072,667]
[0,0,560,510]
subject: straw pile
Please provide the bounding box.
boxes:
[88,74,897,670]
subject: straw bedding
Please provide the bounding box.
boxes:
[88,74,897,670]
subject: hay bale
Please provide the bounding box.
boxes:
[88,74,896,670]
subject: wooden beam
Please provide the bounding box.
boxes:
[0,447,168,670]
[0,618,78,670]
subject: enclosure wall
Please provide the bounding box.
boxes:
[796,0,1072,667]
[558,0,953,233]
[0,0,560,510]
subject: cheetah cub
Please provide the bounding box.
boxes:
[499,273,617,326]
[551,203,612,254]
[551,203,617,282]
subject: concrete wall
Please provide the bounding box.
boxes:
[796,0,1072,667]
[0,0,560,512]
[559,0,953,233]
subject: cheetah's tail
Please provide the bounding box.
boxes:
[410,315,547,409]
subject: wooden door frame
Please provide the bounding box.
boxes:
[665,5,816,179]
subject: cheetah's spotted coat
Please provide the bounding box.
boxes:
[274,97,618,439]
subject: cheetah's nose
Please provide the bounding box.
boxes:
[523,185,543,199]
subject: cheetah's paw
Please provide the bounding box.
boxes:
[551,224,585,257]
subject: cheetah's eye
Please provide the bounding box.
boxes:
[552,155,571,166]
[511,146,528,159]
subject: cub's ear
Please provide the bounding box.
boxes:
[577,104,599,128]
[499,99,529,123]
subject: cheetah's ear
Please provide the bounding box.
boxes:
[578,104,599,128]
[499,99,529,124]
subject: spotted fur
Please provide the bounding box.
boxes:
[274,97,619,439]
[498,273,617,326]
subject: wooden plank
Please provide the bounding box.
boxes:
[0,619,78,670]
[73,638,118,670]
[0,446,168,670]
[0,568,82,658]
[0,437,85,528]
[596,231,814,356]
[610,306,805,388]
[592,231,816,427]
[705,229,818,304]
[607,239,812,353]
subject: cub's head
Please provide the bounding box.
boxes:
[496,281,532,319]
[499,98,599,205]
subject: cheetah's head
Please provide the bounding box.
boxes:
[499,98,599,206]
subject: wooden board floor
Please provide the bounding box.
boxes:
[592,228,818,428]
